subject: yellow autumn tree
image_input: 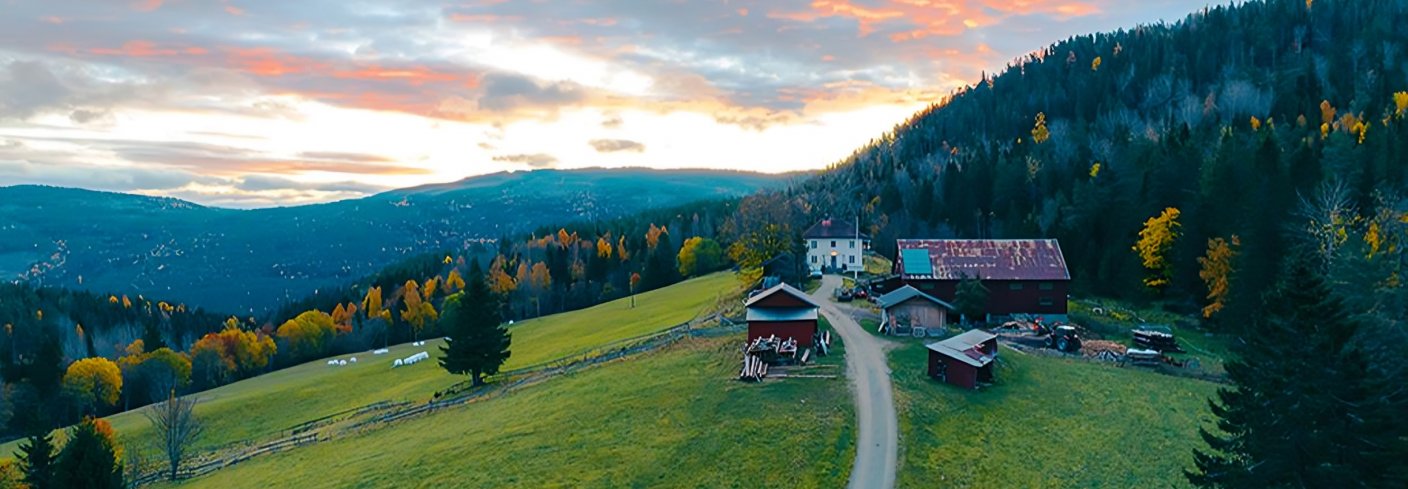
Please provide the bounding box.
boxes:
[63,357,123,410]
[1395,91,1408,117]
[399,280,437,339]
[445,269,466,293]
[1090,56,1102,71]
[1198,236,1239,318]
[1031,112,1050,144]
[1133,207,1181,290]
[362,286,392,324]
[1250,116,1262,131]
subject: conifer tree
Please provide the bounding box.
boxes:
[52,418,123,489]
[16,432,54,489]
[438,261,511,386]
[1188,261,1404,487]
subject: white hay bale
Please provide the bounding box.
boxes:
[393,359,403,367]
[350,357,357,363]
[338,360,348,366]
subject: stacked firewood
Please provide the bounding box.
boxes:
[739,352,769,381]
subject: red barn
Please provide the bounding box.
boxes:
[745,283,820,347]
[926,329,998,389]
[894,239,1070,321]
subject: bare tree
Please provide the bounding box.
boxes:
[143,391,204,481]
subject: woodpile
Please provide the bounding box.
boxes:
[739,351,768,381]
[1080,340,1128,358]
[815,331,833,356]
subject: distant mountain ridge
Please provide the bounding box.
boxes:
[0,167,797,314]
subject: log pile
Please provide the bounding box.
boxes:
[1080,340,1128,358]
[739,351,769,381]
[815,331,833,356]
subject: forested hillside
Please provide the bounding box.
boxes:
[738,0,1407,328]
[0,168,793,315]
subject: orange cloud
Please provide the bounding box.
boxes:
[772,0,1101,41]
[90,40,194,57]
[133,0,163,12]
[225,5,245,16]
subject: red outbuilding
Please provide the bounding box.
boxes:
[926,329,998,389]
[894,239,1070,321]
[745,282,821,348]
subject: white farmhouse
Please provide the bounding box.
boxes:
[804,218,869,273]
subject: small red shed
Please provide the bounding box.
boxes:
[745,282,821,347]
[926,329,998,389]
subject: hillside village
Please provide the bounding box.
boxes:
[2,0,1408,488]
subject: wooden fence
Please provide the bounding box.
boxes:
[128,312,747,486]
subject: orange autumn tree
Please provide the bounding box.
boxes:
[189,319,275,388]
[1198,236,1240,318]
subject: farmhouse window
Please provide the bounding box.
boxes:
[1039,297,1055,307]
[811,240,817,249]
[1009,283,1024,291]
[849,241,855,248]
[848,255,855,264]
[811,256,817,264]
[831,240,837,247]
[1039,282,1054,291]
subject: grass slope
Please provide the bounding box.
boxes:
[889,342,1218,488]
[167,333,853,488]
[2,273,739,457]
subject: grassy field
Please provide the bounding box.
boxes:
[163,326,854,488]
[2,273,740,458]
[889,342,1220,488]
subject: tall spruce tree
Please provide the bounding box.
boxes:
[1188,261,1402,487]
[16,432,54,489]
[953,273,989,324]
[52,419,123,489]
[438,261,512,386]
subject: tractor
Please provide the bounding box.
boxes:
[1044,325,1082,353]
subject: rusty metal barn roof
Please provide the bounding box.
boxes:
[895,239,1070,281]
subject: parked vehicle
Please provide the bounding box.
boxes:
[1044,325,1082,353]
[834,288,854,302]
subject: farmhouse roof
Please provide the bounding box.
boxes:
[745,282,821,308]
[926,329,998,368]
[746,307,819,322]
[896,239,1070,281]
[803,218,870,240]
[875,285,955,311]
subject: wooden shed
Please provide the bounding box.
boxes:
[745,282,821,347]
[926,329,998,389]
[875,285,954,334]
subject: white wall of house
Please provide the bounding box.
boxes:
[807,238,867,272]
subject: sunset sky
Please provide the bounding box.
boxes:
[0,0,1197,207]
